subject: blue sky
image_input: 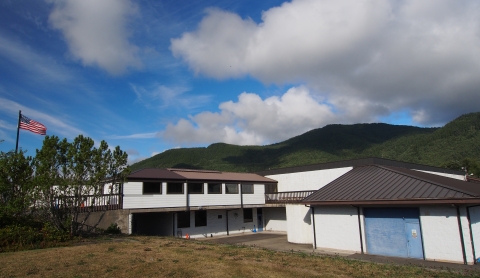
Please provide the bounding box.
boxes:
[1,0,479,164]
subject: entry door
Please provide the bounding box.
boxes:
[405,221,423,259]
[257,208,263,232]
[364,207,424,259]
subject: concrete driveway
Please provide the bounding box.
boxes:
[198,232,480,272]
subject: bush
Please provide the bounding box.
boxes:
[0,222,71,252]
[105,223,121,234]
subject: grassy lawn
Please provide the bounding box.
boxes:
[0,236,478,278]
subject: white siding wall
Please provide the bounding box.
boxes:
[420,205,473,264]
[243,184,265,205]
[469,206,480,262]
[286,204,312,244]
[176,208,258,239]
[124,182,186,209]
[124,182,265,209]
[263,207,287,232]
[313,206,362,252]
[414,170,464,180]
[266,167,353,192]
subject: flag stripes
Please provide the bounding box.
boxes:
[19,114,47,135]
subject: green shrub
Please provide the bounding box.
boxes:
[105,223,121,234]
[0,222,71,252]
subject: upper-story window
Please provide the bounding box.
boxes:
[265,183,278,194]
[242,184,254,194]
[167,182,184,194]
[188,183,204,194]
[143,182,161,194]
[208,183,222,194]
[225,184,239,194]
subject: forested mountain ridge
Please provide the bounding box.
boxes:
[130,112,480,172]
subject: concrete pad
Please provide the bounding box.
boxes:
[198,232,480,272]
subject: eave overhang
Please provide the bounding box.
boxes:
[302,197,480,206]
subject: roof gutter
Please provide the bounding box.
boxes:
[302,198,480,206]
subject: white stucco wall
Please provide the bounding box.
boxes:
[469,206,480,262]
[420,206,473,264]
[286,204,312,244]
[266,167,353,192]
[263,207,287,232]
[176,208,258,239]
[313,206,362,252]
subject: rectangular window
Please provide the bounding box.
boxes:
[225,184,239,194]
[167,182,184,194]
[195,210,207,227]
[265,183,278,194]
[242,184,254,194]
[188,183,204,194]
[143,182,161,194]
[243,208,253,223]
[177,211,190,228]
[208,183,222,194]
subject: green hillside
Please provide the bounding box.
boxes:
[130,112,480,172]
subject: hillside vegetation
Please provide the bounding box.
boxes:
[130,112,480,172]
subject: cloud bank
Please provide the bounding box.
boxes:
[48,0,141,75]
[171,0,480,126]
[161,86,335,145]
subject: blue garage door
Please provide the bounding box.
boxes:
[364,208,424,259]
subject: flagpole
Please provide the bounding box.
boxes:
[15,110,21,153]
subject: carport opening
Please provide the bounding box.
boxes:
[132,212,173,236]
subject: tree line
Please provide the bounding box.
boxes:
[0,135,129,239]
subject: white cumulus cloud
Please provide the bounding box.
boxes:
[171,0,480,126]
[48,0,142,75]
[161,86,336,145]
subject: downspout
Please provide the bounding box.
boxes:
[185,181,189,211]
[225,209,236,236]
[466,205,480,264]
[240,183,243,209]
[455,205,468,265]
[226,210,229,235]
[352,205,364,254]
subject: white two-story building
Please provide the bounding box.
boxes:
[122,168,277,238]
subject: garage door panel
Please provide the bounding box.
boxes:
[365,214,408,257]
[364,208,423,259]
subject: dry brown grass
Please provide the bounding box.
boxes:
[0,236,476,278]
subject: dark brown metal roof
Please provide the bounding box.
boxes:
[302,165,480,205]
[128,168,276,183]
[170,169,277,183]
[256,157,464,176]
[128,168,185,180]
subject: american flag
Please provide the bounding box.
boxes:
[19,114,47,135]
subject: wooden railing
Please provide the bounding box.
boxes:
[54,194,123,212]
[265,191,315,204]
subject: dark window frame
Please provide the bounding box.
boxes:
[167,182,184,194]
[243,208,253,223]
[177,211,190,228]
[242,184,254,194]
[195,210,207,227]
[142,182,162,195]
[225,183,239,194]
[188,183,204,194]
[208,183,222,194]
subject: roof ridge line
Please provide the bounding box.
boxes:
[372,165,478,197]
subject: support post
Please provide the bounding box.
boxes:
[456,205,468,265]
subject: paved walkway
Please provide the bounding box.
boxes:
[198,232,480,272]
